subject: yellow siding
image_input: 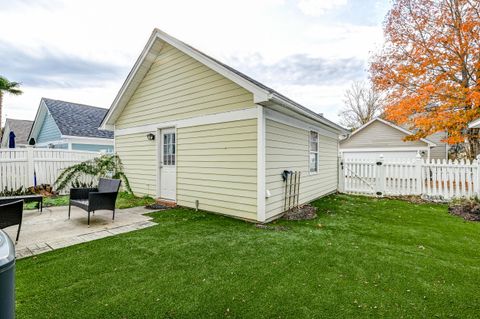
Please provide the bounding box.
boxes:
[176,119,257,220]
[265,120,338,219]
[115,43,255,129]
[115,133,157,196]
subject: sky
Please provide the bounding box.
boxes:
[0,0,390,125]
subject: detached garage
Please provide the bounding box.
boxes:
[339,118,437,160]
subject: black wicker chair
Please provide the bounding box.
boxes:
[0,199,24,243]
[68,178,121,226]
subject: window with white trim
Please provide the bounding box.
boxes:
[309,131,319,173]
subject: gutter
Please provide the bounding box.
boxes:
[269,93,349,134]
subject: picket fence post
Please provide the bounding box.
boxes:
[476,155,480,197]
[415,152,423,195]
[338,155,345,193]
[375,154,385,196]
[26,147,35,187]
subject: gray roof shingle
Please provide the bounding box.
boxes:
[43,98,113,139]
[3,118,33,144]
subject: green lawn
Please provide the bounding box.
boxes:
[24,192,155,210]
[16,195,480,318]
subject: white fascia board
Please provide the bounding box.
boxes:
[61,135,114,145]
[101,29,270,129]
[269,94,348,134]
[101,30,163,129]
[265,108,339,139]
[28,100,48,140]
[339,147,430,152]
[154,29,270,102]
[114,108,257,136]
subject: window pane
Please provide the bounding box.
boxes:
[309,153,318,172]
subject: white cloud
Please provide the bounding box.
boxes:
[0,0,386,125]
[297,0,348,16]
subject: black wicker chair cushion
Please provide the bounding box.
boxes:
[68,178,122,225]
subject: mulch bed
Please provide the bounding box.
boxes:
[145,203,170,210]
[282,204,317,220]
[449,202,480,221]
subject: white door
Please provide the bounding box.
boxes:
[159,128,176,200]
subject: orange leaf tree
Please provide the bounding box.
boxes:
[370,0,480,158]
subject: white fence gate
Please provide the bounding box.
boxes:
[339,155,480,200]
[0,149,100,191]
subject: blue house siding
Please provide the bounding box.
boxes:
[36,112,61,144]
[72,143,113,153]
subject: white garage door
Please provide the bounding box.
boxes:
[342,151,420,161]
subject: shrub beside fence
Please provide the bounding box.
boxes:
[339,155,480,200]
[0,149,99,191]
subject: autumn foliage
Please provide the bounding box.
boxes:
[370,0,480,156]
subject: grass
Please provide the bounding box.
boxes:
[24,192,155,210]
[16,195,480,318]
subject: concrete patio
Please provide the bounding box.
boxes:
[3,205,158,259]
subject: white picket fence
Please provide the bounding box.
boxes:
[0,148,100,191]
[339,155,480,200]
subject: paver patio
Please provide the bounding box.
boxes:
[2,205,158,259]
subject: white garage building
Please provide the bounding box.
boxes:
[339,118,449,161]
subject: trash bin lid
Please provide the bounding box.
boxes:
[0,230,15,270]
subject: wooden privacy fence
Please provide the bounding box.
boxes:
[339,155,480,200]
[0,149,100,191]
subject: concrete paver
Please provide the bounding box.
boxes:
[2,205,159,259]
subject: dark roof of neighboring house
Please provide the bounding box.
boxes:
[43,98,113,139]
[2,118,34,145]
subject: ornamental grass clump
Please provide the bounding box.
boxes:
[55,154,132,193]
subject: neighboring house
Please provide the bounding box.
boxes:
[469,118,480,129]
[100,28,347,223]
[28,98,114,152]
[340,117,449,160]
[0,118,34,148]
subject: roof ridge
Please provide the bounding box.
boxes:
[42,97,108,110]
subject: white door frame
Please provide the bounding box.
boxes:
[156,127,177,200]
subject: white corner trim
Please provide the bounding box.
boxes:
[257,105,266,223]
[114,108,258,136]
[265,108,339,139]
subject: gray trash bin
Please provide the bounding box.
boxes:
[0,230,15,319]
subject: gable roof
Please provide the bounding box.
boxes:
[101,28,347,134]
[1,118,33,145]
[342,117,436,147]
[29,98,113,141]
